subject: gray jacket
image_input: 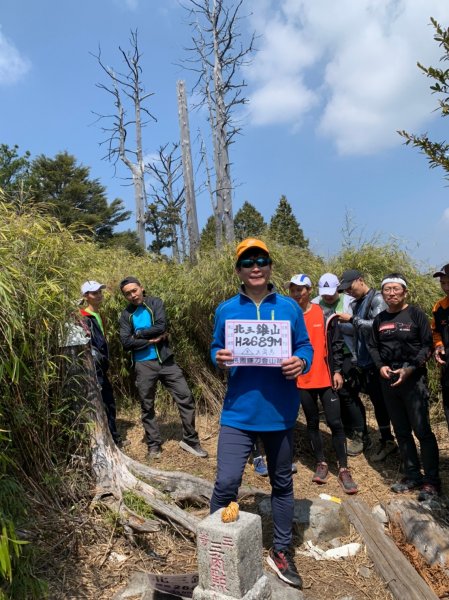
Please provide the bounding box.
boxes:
[350,289,387,368]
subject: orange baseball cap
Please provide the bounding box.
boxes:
[235,238,269,260]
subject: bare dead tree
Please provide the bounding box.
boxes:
[183,0,256,245]
[146,143,185,260]
[199,134,223,247]
[92,30,156,249]
[177,80,200,262]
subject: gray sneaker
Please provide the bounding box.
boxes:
[179,440,209,458]
[347,432,364,456]
[148,445,162,459]
[371,440,398,462]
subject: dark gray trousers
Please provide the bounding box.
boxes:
[135,357,199,449]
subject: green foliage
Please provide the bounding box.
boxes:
[327,240,438,315]
[234,201,266,241]
[199,215,220,253]
[122,491,155,519]
[0,145,31,195]
[99,229,145,256]
[26,152,131,240]
[199,215,215,251]
[269,195,308,249]
[0,423,46,598]
[398,18,449,179]
[145,201,175,254]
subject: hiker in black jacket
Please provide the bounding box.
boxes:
[119,276,208,460]
[368,273,440,501]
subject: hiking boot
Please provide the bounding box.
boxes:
[338,468,358,494]
[253,456,268,477]
[347,432,364,456]
[179,440,209,458]
[390,477,422,493]
[115,437,131,449]
[148,445,162,459]
[266,548,303,589]
[371,440,398,462]
[363,433,373,451]
[418,483,440,502]
[291,463,298,475]
[312,462,328,484]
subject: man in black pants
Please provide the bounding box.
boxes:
[337,270,397,462]
[119,276,207,460]
[368,273,440,500]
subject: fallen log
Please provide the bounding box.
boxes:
[386,498,449,569]
[343,497,439,600]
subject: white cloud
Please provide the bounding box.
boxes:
[0,29,30,85]
[246,0,449,155]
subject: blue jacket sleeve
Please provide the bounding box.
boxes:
[210,305,225,367]
[291,305,313,373]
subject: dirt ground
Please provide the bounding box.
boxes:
[47,401,449,600]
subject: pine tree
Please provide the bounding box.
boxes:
[234,201,266,241]
[27,152,130,240]
[269,195,308,248]
[145,202,174,255]
[199,215,219,252]
[0,144,30,193]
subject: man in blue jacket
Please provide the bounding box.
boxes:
[210,238,313,589]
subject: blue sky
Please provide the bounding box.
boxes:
[2,0,449,270]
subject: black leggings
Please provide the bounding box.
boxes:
[338,355,367,435]
[300,387,347,468]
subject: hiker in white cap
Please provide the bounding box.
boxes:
[312,273,369,456]
[79,281,126,447]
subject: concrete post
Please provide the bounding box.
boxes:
[193,509,271,600]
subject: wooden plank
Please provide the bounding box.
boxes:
[343,498,439,600]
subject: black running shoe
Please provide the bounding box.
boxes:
[266,548,303,589]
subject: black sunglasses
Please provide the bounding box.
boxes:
[238,257,272,268]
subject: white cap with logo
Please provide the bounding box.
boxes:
[286,274,312,289]
[318,273,339,296]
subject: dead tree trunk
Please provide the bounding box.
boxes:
[62,342,267,539]
[93,30,156,251]
[177,80,200,262]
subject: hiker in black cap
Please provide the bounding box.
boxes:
[119,276,208,460]
[337,270,397,462]
[431,263,449,432]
